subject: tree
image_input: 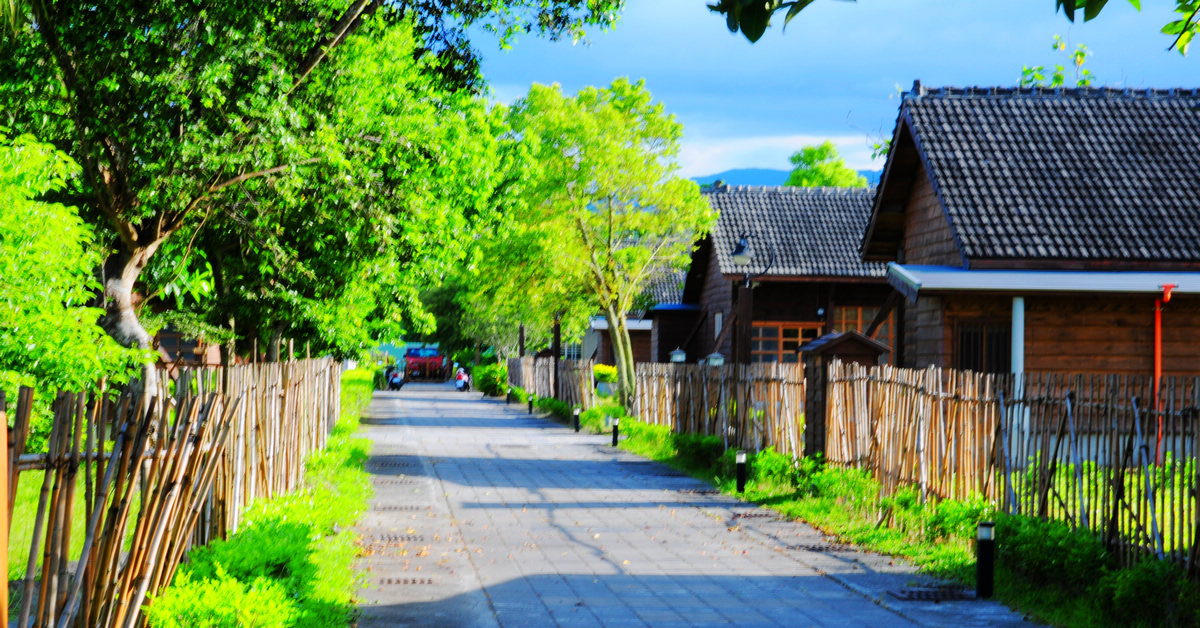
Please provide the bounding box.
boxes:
[505,79,716,406]
[0,134,147,396]
[784,141,867,188]
[1020,36,1094,87]
[0,0,623,366]
[707,0,1199,54]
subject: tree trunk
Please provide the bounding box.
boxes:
[97,247,156,351]
[97,245,162,398]
[605,306,637,409]
[267,326,284,363]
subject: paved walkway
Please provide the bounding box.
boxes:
[354,383,1033,627]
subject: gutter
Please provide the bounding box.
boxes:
[886,262,924,303]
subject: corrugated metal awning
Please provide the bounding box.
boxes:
[888,263,1200,303]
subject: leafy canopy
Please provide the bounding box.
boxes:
[503,78,715,402]
[784,141,867,188]
[708,0,1199,55]
[0,134,148,394]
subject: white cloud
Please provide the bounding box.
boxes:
[677,133,882,178]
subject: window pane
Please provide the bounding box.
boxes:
[782,340,799,352]
[754,354,776,363]
[758,340,779,352]
[782,353,799,363]
[758,326,779,338]
[781,328,800,339]
[802,328,819,340]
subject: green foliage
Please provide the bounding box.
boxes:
[994,512,1112,594]
[0,134,148,396]
[1020,36,1094,88]
[0,0,623,357]
[592,364,618,383]
[144,567,298,628]
[500,78,716,406]
[146,369,373,627]
[474,362,508,397]
[710,0,1198,54]
[783,141,868,188]
[534,395,572,420]
[1094,557,1200,627]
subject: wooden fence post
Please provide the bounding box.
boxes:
[2,391,7,623]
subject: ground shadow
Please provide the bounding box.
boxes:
[357,571,984,627]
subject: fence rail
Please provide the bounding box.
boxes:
[825,359,1200,572]
[634,362,806,458]
[4,357,341,627]
[506,357,596,411]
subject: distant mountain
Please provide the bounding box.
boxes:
[692,168,882,187]
[691,168,789,187]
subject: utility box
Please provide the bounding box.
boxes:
[799,331,890,457]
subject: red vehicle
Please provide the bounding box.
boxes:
[405,347,446,380]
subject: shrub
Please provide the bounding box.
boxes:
[1095,556,1200,627]
[674,433,723,471]
[474,362,508,397]
[144,567,299,628]
[749,447,797,487]
[593,364,617,383]
[535,395,572,421]
[994,512,1111,593]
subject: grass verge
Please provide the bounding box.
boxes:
[143,368,374,627]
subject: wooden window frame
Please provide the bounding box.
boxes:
[831,305,896,363]
[953,319,1011,374]
[751,322,823,363]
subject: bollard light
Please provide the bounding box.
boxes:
[736,450,747,493]
[611,418,619,447]
[528,395,534,415]
[976,521,995,599]
[573,407,581,432]
[506,387,512,403]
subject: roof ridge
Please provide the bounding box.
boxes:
[706,184,874,195]
[904,80,1200,102]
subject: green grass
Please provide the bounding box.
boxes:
[143,368,374,627]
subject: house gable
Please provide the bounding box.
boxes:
[894,84,1200,270]
[862,112,967,267]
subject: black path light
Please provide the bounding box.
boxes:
[573,407,581,432]
[611,418,619,447]
[976,521,995,598]
[736,450,747,493]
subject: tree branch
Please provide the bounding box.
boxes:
[289,0,381,97]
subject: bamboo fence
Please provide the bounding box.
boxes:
[825,359,1200,572]
[633,362,806,458]
[4,357,341,627]
[506,357,596,411]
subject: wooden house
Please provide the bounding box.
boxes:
[668,184,894,364]
[862,83,1200,377]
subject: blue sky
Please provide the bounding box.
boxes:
[475,0,1197,177]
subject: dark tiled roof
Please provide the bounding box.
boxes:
[901,85,1200,263]
[704,185,886,279]
[645,270,686,306]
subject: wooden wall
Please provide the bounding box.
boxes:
[698,244,733,357]
[594,328,652,366]
[1026,294,1200,376]
[650,309,700,362]
[901,293,1200,377]
[901,165,962,267]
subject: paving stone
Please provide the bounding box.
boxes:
[354,383,1036,627]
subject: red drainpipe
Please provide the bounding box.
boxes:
[1155,284,1176,464]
